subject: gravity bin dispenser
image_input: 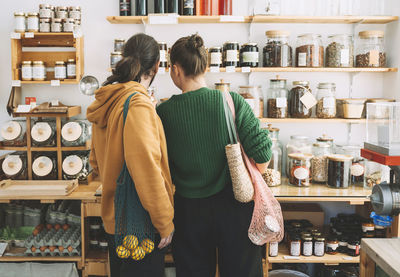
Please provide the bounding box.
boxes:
[362,102,400,215]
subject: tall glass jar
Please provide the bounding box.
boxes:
[295,34,324,67]
[356,31,386,68]
[316,134,335,149]
[263,30,292,67]
[264,125,282,187]
[312,142,333,183]
[337,145,364,186]
[238,86,262,118]
[289,81,312,118]
[14,12,26,33]
[288,153,313,187]
[265,76,288,118]
[286,135,312,177]
[316,82,336,119]
[326,34,354,67]
[327,154,353,188]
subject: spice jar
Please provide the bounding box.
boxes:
[110,52,123,69]
[51,18,63,32]
[327,154,353,189]
[32,153,58,180]
[67,59,76,79]
[14,12,26,33]
[39,4,52,19]
[39,18,51,32]
[314,236,325,257]
[288,153,313,187]
[302,236,313,256]
[316,83,336,118]
[223,42,239,67]
[263,30,292,67]
[312,142,332,183]
[362,219,375,238]
[1,153,28,180]
[68,6,82,20]
[215,79,230,94]
[31,121,56,146]
[63,18,75,32]
[326,35,354,67]
[289,81,313,118]
[114,39,125,53]
[1,120,27,146]
[295,34,324,67]
[238,86,262,117]
[289,234,301,256]
[356,31,386,68]
[240,43,259,68]
[338,235,348,254]
[347,238,360,256]
[56,6,68,19]
[21,61,33,81]
[326,236,339,255]
[27,13,39,32]
[32,61,46,81]
[266,77,288,118]
[286,135,312,177]
[208,47,223,68]
[269,241,278,257]
[54,61,67,80]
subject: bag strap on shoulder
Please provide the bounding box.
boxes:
[123,92,138,124]
[221,91,238,145]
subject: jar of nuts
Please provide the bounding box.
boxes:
[356,31,386,68]
[316,82,336,119]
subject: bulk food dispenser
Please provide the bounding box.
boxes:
[362,102,400,215]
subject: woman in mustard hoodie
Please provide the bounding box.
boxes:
[87,33,174,277]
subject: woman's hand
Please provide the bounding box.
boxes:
[158,230,174,249]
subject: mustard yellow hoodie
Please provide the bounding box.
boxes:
[87,81,174,237]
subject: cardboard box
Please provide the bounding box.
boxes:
[281,203,324,227]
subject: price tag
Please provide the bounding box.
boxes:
[158,67,166,74]
[220,15,245,22]
[209,66,220,73]
[11,32,21,39]
[11,80,21,87]
[148,14,179,25]
[25,32,34,38]
[16,105,32,113]
[51,80,61,86]
[276,97,287,108]
[241,67,251,73]
[283,256,300,260]
[51,100,59,106]
[300,91,317,110]
[342,257,353,261]
[225,66,236,73]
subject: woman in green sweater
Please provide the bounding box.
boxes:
[157,34,272,277]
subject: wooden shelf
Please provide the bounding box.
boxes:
[18,80,80,84]
[12,106,81,118]
[268,245,360,264]
[0,146,27,151]
[0,255,81,262]
[106,15,398,25]
[260,118,366,124]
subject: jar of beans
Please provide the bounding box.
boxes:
[263,30,292,67]
[289,81,313,118]
[265,76,288,118]
[288,153,313,187]
[356,31,386,68]
[295,34,324,67]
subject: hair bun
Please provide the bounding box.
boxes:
[188,34,204,50]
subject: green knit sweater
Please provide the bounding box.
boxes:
[157,87,272,198]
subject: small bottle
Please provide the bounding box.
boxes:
[136,0,148,15]
[314,236,325,257]
[269,241,278,257]
[302,236,313,256]
[289,235,301,256]
[362,219,375,238]
[119,0,131,16]
[67,59,76,79]
[326,236,339,255]
[32,61,46,81]
[39,18,51,32]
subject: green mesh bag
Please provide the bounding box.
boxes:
[114,93,156,250]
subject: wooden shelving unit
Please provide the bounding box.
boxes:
[260,118,366,124]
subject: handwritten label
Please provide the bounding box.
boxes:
[209,66,220,73]
[241,67,251,73]
[225,66,236,73]
[148,14,178,25]
[25,32,34,38]
[16,105,32,113]
[300,91,317,110]
[11,80,21,87]
[11,32,21,39]
[51,80,60,86]
[220,15,245,22]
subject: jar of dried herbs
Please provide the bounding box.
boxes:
[295,34,324,67]
[263,30,292,67]
[266,76,288,118]
[316,82,336,118]
[326,34,354,67]
[288,81,313,118]
[356,31,386,68]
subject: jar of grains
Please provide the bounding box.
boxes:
[54,61,67,80]
[286,135,312,177]
[312,142,333,183]
[39,18,51,32]
[327,154,353,189]
[114,39,125,52]
[208,47,223,67]
[326,34,354,67]
[51,18,63,32]
[288,153,313,187]
[263,30,292,67]
[240,43,259,67]
[27,13,39,32]
[289,81,313,118]
[39,4,52,18]
[266,76,288,118]
[316,82,337,118]
[21,61,33,81]
[14,12,26,33]
[63,18,75,32]
[356,31,386,68]
[296,34,324,67]
[32,61,46,81]
[223,42,240,67]
[263,125,282,187]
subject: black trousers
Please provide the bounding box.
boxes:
[107,233,166,277]
[172,186,263,277]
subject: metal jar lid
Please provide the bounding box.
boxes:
[115,38,126,43]
[55,61,65,65]
[318,82,336,89]
[242,42,258,47]
[67,59,75,63]
[27,12,39,17]
[327,154,354,162]
[22,61,32,65]
[33,61,44,65]
[293,81,310,86]
[14,12,25,16]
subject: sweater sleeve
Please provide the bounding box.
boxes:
[123,99,174,238]
[230,92,272,164]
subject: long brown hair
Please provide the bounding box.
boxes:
[103,33,160,86]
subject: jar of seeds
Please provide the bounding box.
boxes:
[263,30,292,67]
[316,82,336,118]
[263,125,282,187]
[326,34,354,67]
[312,142,333,183]
[295,34,324,67]
[265,76,288,118]
[356,31,386,68]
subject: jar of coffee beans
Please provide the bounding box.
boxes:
[263,30,292,67]
[356,31,386,68]
[327,154,353,189]
[316,82,336,118]
[265,76,288,118]
[326,34,354,67]
[312,142,332,183]
[288,81,313,118]
[295,34,324,67]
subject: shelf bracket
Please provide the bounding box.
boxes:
[142,18,148,34]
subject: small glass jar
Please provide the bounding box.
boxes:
[314,237,325,257]
[56,6,68,19]
[302,236,313,256]
[295,34,324,67]
[326,34,354,67]
[316,134,335,149]
[263,30,292,67]
[362,219,375,238]
[158,42,168,68]
[326,236,339,255]
[289,81,312,118]
[27,13,39,32]
[338,145,365,185]
[63,18,75,32]
[21,61,33,81]
[312,142,332,183]
[356,31,386,68]
[264,137,282,187]
[289,235,301,256]
[316,83,336,118]
[51,18,63,32]
[223,42,240,67]
[54,61,67,80]
[39,18,51,32]
[39,4,52,19]
[32,153,57,180]
[32,61,46,81]
[338,235,348,254]
[364,160,390,189]
[288,153,313,187]
[375,225,386,238]
[286,135,312,177]
[0,120,27,146]
[266,77,288,118]
[208,47,223,67]
[14,12,26,33]
[238,86,262,118]
[111,52,123,69]
[67,59,76,79]
[240,43,259,67]
[114,39,125,53]
[68,6,82,20]
[269,242,278,257]
[327,154,353,189]
[347,238,360,256]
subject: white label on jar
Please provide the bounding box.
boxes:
[302,241,313,256]
[340,49,350,66]
[39,9,52,18]
[210,52,222,65]
[339,241,348,247]
[33,66,46,79]
[242,52,259,63]
[209,66,220,73]
[351,163,365,176]
[22,66,32,80]
[90,240,99,245]
[55,66,66,79]
[64,23,74,32]
[362,226,375,232]
[293,167,309,180]
[99,242,108,247]
[39,22,50,32]
[226,50,239,62]
[51,23,62,32]
[276,97,287,108]
[290,241,300,256]
[67,64,76,77]
[69,11,81,20]
[327,243,339,250]
[160,50,167,62]
[348,244,359,250]
[15,17,26,32]
[298,52,307,66]
[314,241,325,256]
[323,97,335,108]
[269,242,278,257]
[27,17,39,31]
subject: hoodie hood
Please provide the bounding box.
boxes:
[87,81,149,128]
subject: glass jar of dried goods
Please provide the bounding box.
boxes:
[337,145,365,186]
[158,42,168,68]
[32,153,58,180]
[39,18,51,32]
[266,77,288,118]
[68,6,82,20]
[238,86,262,118]
[223,42,240,67]
[67,59,76,79]
[327,154,353,189]
[286,135,312,177]
[326,34,354,67]
[32,61,46,81]
[21,61,33,81]
[0,120,27,146]
[288,153,313,187]
[312,142,332,183]
[56,6,68,19]
[62,152,90,181]
[14,12,26,33]
[316,82,337,119]
[54,61,67,80]
[263,126,282,187]
[240,43,259,68]
[362,219,375,238]
[314,236,326,257]
[1,153,28,180]
[263,30,292,67]
[114,39,125,52]
[27,13,39,32]
[31,121,56,146]
[289,81,313,118]
[51,18,63,32]
[208,47,223,67]
[63,18,75,32]
[39,4,52,19]
[326,236,339,255]
[356,31,386,68]
[295,34,324,67]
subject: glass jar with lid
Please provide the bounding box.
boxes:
[39,4,52,18]
[289,81,313,118]
[266,76,288,118]
[31,120,56,146]
[1,120,27,146]
[326,34,354,67]
[238,86,262,118]
[314,236,326,257]
[54,61,67,80]
[21,61,33,81]
[51,18,63,32]
[1,152,28,180]
[114,39,125,53]
[316,134,334,148]
[68,6,82,20]
[337,145,364,185]
[62,152,90,181]
[295,34,324,67]
[263,125,282,187]
[32,153,58,180]
[316,82,337,119]
[27,13,39,32]
[364,159,390,189]
[14,12,26,33]
[312,142,333,183]
[56,6,68,19]
[286,135,312,177]
[327,154,353,188]
[111,52,123,69]
[39,18,51,32]
[356,31,386,67]
[32,61,46,81]
[67,59,76,79]
[240,43,259,68]
[61,120,91,147]
[208,47,223,68]
[263,30,292,67]
[288,153,313,187]
[223,42,240,67]
[63,18,75,33]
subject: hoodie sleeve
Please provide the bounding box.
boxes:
[123,98,174,238]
